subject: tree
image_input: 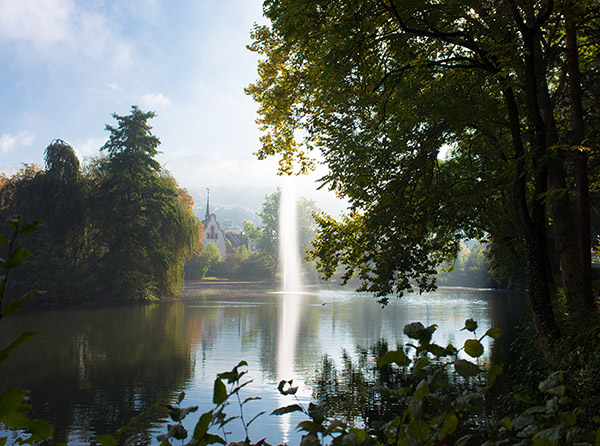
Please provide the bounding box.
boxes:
[0,109,200,303]
[0,145,87,299]
[91,106,201,301]
[42,139,85,243]
[243,189,321,280]
[185,243,221,279]
[247,0,600,341]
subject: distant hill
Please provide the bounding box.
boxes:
[188,187,262,230]
[210,204,261,230]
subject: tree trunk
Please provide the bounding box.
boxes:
[503,86,561,342]
[525,230,561,342]
[532,27,592,314]
[563,0,594,311]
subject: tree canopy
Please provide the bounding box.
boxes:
[247,0,600,339]
[0,107,201,303]
[243,189,321,281]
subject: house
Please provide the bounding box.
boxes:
[201,190,249,260]
[202,190,228,260]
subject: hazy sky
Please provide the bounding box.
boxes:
[0,0,346,214]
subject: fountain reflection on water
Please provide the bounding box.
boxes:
[276,177,304,442]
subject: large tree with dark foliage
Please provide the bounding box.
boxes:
[0,108,200,303]
[247,0,600,341]
[90,106,200,301]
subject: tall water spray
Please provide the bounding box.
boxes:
[276,177,303,442]
[278,178,302,292]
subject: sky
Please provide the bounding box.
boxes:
[0,0,347,215]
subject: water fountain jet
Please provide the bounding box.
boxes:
[276,176,303,442]
[279,178,302,293]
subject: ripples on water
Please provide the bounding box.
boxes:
[0,285,524,444]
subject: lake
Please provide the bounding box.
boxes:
[0,283,525,444]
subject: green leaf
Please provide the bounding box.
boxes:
[95,435,118,446]
[2,245,32,269]
[454,359,480,378]
[277,379,298,395]
[3,291,39,317]
[28,419,54,441]
[407,419,430,440]
[403,322,436,344]
[19,221,41,236]
[445,343,458,354]
[513,393,536,405]
[0,332,38,364]
[559,411,576,427]
[413,380,430,401]
[297,420,325,434]
[532,438,554,446]
[455,393,485,413]
[487,364,503,388]
[213,378,227,405]
[350,428,368,444]
[308,402,326,424]
[377,349,410,367]
[464,339,484,358]
[484,327,502,339]
[462,319,478,332]
[193,410,213,439]
[198,433,226,445]
[324,419,344,435]
[403,322,426,340]
[413,356,430,373]
[219,415,238,427]
[165,404,197,422]
[247,411,266,427]
[426,343,448,357]
[271,404,304,416]
[0,388,30,419]
[178,392,185,403]
[0,232,8,247]
[178,405,198,422]
[500,416,513,431]
[439,414,458,438]
[538,378,566,396]
[5,216,22,228]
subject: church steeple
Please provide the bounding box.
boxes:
[205,188,210,220]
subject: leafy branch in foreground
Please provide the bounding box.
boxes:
[0,217,56,445]
[97,319,600,446]
[292,319,600,446]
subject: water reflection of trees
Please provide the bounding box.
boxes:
[0,303,193,443]
[184,287,524,386]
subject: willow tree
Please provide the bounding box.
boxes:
[247,0,600,341]
[0,141,87,299]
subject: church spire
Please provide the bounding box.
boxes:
[205,188,210,220]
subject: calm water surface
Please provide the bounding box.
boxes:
[0,284,524,444]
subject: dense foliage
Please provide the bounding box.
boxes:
[247,0,600,340]
[185,189,321,282]
[0,107,201,303]
[243,189,321,282]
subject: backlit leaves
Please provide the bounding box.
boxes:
[464,339,484,358]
